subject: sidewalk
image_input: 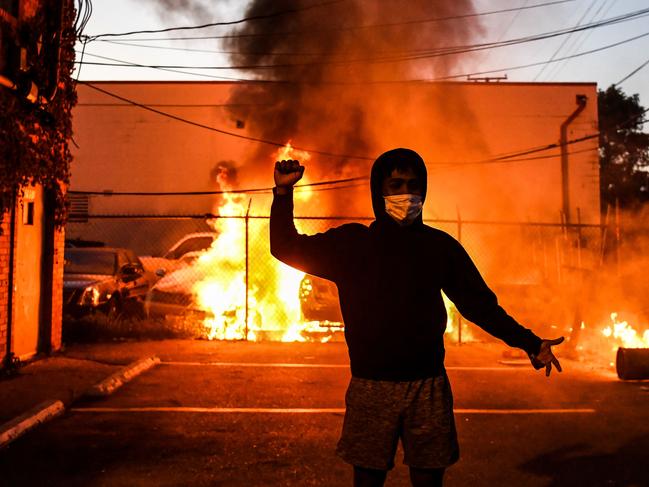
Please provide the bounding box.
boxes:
[0,353,121,425]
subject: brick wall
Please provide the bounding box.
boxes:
[50,226,64,351]
[0,205,17,363]
[0,213,10,359]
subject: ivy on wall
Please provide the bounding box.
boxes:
[0,2,77,229]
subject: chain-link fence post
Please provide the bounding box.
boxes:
[244,200,252,341]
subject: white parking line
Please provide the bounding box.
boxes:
[163,362,348,368]
[162,362,528,371]
[71,407,596,414]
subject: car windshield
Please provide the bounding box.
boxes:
[166,236,214,259]
[64,249,116,275]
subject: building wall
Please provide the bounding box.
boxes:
[71,81,600,224]
[0,190,63,365]
[50,227,64,351]
[0,212,13,358]
[0,202,19,363]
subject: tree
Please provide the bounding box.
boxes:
[0,2,77,229]
[598,85,649,210]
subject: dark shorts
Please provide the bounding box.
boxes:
[336,373,459,471]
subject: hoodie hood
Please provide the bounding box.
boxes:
[370,148,428,222]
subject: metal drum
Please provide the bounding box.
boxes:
[616,348,649,380]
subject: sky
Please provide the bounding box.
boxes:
[74,0,649,116]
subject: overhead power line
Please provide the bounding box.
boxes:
[74,8,649,73]
[73,28,649,82]
[533,0,598,81]
[78,81,635,170]
[86,1,575,43]
[496,0,530,42]
[68,176,369,196]
[543,0,614,80]
[615,56,649,86]
[86,0,346,40]
[78,81,375,160]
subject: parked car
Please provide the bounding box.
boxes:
[299,274,343,323]
[63,247,153,318]
[140,232,218,277]
[144,266,208,319]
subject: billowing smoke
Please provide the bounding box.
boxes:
[224,1,482,166]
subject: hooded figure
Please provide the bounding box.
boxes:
[270,147,553,484]
[272,148,541,381]
[370,147,427,225]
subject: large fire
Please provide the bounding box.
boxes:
[185,143,460,343]
[190,143,339,342]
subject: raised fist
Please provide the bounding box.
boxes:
[274,159,305,190]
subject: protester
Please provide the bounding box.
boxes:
[270,148,563,487]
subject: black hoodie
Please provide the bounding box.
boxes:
[270,148,542,381]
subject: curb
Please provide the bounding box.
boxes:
[0,400,65,448]
[84,355,161,398]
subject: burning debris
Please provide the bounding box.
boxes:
[602,312,649,351]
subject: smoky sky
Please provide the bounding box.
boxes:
[222,0,483,171]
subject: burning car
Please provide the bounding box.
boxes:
[140,232,218,277]
[63,247,153,318]
[299,274,343,323]
[144,265,209,320]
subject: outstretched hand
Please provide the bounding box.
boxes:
[530,336,564,377]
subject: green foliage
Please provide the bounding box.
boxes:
[0,4,77,227]
[598,85,649,210]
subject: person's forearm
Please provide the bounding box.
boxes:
[270,187,298,262]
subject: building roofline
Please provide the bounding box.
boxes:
[78,80,598,87]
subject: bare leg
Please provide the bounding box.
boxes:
[409,467,445,487]
[353,466,388,487]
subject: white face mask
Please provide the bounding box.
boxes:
[383,194,423,226]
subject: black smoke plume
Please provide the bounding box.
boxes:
[224,0,482,174]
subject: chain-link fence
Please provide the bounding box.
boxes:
[65,207,617,343]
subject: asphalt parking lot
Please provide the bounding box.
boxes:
[1,340,648,487]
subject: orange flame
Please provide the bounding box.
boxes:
[601,312,649,350]
[188,143,337,342]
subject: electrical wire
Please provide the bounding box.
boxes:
[67,147,601,196]
[77,78,649,172]
[87,5,649,59]
[73,52,274,82]
[78,81,375,160]
[87,0,346,40]
[534,0,598,81]
[496,0,530,42]
[73,0,93,38]
[615,56,649,86]
[73,28,649,82]
[74,9,649,72]
[68,177,369,196]
[544,0,614,80]
[87,0,575,42]
[75,80,631,172]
